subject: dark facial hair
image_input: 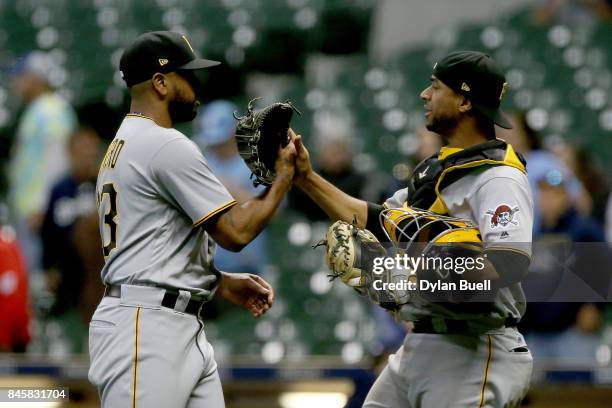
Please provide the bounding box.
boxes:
[168,98,198,124]
[426,113,458,138]
[168,70,201,124]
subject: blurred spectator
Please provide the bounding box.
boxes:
[290,115,373,220]
[531,0,612,25]
[538,169,605,241]
[0,204,31,352]
[8,51,77,274]
[553,142,610,223]
[378,126,443,207]
[414,126,444,162]
[371,127,441,361]
[40,126,103,352]
[195,100,268,275]
[497,112,589,236]
[607,195,612,243]
[520,169,607,363]
[72,211,105,330]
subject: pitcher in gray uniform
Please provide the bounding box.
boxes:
[89,31,296,408]
[291,51,533,407]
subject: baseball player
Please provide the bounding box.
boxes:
[89,31,296,407]
[291,51,533,407]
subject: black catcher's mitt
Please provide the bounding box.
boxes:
[234,98,301,186]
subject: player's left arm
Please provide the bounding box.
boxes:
[467,175,534,289]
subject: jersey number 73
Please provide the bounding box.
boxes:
[98,183,119,257]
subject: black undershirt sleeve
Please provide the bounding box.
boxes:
[486,248,531,289]
[365,202,388,241]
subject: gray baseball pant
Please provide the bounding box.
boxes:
[363,327,533,408]
[88,284,225,408]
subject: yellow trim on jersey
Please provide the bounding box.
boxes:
[478,334,493,408]
[126,113,159,125]
[430,143,526,214]
[193,200,237,227]
[132,307,141,408]
[126,113,154,120]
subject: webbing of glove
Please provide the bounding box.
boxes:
[234,98,301,187]
[324,220,370,287]
[316,220,391,305]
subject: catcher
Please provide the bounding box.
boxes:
[292,51,534,407]
[90,31,297,407]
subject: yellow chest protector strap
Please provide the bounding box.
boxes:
[405,139,526,215]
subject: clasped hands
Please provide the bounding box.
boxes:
[273,128,314,187]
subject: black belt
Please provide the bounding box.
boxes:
[412,317,519,334]
[104,285,206,316]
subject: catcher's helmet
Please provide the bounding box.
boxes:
[379,205,482,255]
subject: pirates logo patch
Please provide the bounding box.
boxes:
[486,204,519,228]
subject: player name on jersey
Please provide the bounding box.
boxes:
[99,138,125,172]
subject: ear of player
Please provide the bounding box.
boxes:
[235,98,301,187]
[317,206,486,309]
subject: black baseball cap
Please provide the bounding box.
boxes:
[119,31,220,87]
[432,51,512,129]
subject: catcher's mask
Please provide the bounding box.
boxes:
[379,206,482,256]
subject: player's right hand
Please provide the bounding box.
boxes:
[274,134,297,185]
[288,128,312,186]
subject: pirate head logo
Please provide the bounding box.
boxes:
[486,204,519,228]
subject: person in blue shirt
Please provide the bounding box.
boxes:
[497,112,590,236]
[194,100,268,275]
[520,168,609,363]
[8,51,77,274]
[40,126,104,352]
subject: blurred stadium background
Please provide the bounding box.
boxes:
[1,0,612,407]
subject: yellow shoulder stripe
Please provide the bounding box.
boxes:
[193,200,237,227]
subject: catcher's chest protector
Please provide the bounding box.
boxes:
[406,139,526,214]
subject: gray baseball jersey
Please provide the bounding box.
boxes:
[90,114,234,408]
[385,147,533,323]
[364,146,534,408]
[96,114,236,297]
